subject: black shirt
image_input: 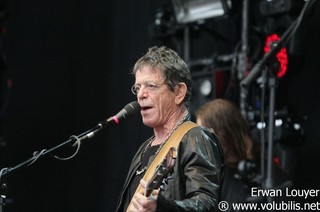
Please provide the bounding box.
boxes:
[123,144,160,210]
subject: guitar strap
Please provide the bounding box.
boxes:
[126,121,198,211]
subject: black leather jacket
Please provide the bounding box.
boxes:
[116,125,224,212]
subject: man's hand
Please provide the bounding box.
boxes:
[127,179,159,212]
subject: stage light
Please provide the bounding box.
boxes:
[199,79,212,97]
[171,0,230,24]
[259,0,293,16]
[264,33,288,78]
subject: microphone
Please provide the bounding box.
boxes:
[74,101,141,142]
[102,101,141,127]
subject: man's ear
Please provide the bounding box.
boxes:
[174,82,187,105]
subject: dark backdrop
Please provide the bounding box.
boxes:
[0,0,319,211]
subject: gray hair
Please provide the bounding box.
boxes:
[132,46,192,107]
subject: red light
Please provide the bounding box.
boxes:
[274,156,281,167]
[264,34,288,78]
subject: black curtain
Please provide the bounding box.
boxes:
[0,0,160,211]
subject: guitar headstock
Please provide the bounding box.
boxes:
[145,147,177,197]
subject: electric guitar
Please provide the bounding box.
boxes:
[144,147,177,197]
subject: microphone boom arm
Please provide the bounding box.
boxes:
[0,101,140,179]
[1,117,104,179]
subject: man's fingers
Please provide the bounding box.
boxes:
[140,179,147,189]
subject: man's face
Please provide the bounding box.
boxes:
[134,66,178,128]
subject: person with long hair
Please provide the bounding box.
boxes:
[196,98,255,167]
[196,98,292,209]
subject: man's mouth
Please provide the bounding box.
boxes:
[141,106,152,111]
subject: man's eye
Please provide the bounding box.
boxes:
[146,84,156,89]
[134,86,140,91]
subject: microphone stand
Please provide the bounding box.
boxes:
[0,118,111,211]
[0,184,5,212]
[240,0,315,207]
